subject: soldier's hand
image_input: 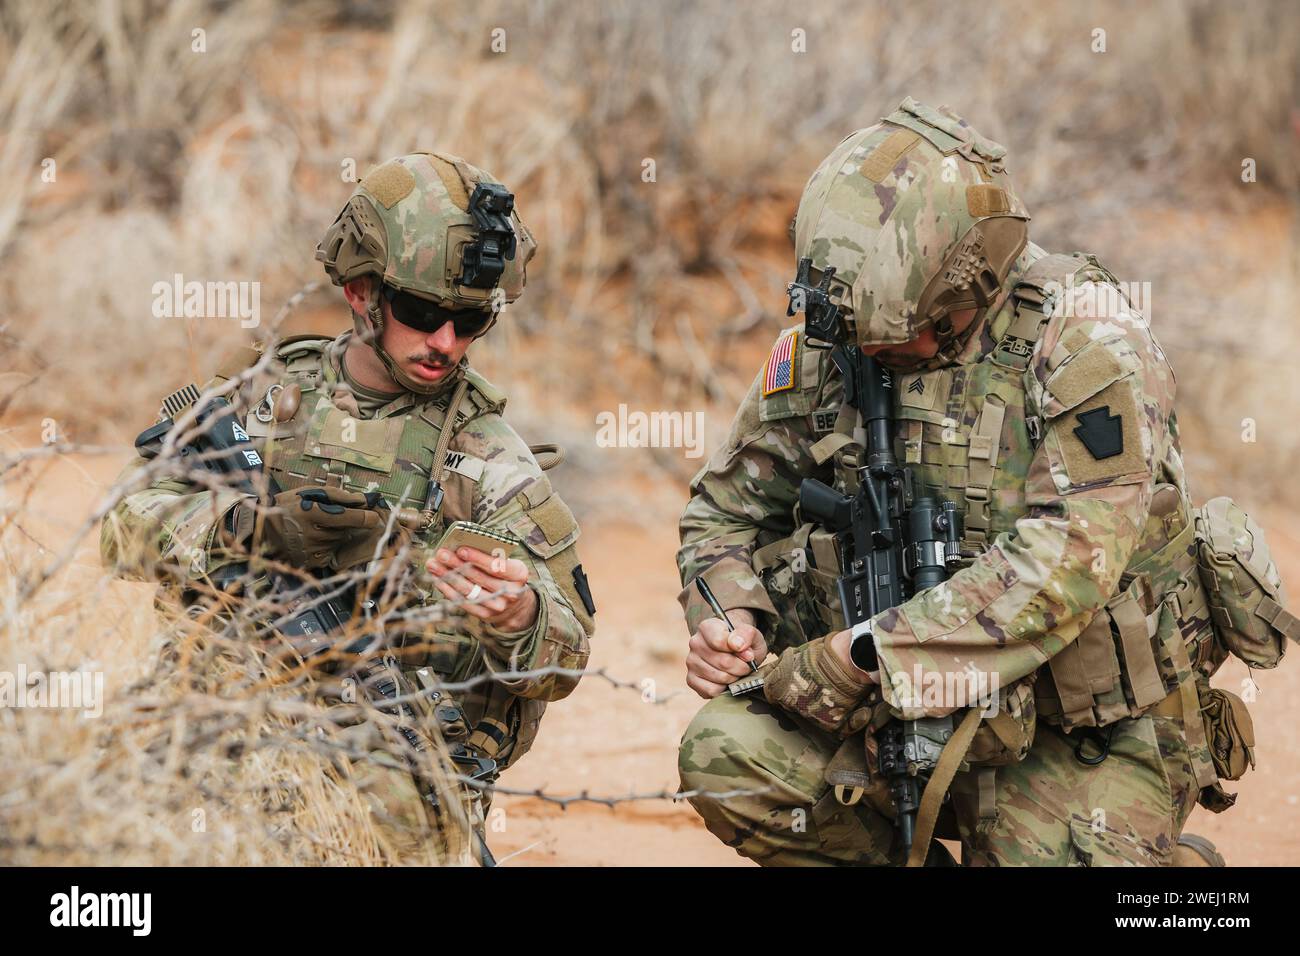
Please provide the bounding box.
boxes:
[686,609,768,699]
[229,486,398,571]
[427,546,539,632]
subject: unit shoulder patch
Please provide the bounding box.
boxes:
[1050,379,1146,488]
[1073,406,1124,460]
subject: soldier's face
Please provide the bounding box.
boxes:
[379,299,474,385]
[860,307,979,367]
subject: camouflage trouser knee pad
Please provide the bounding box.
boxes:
[678,692,895,866]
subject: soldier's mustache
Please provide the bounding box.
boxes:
[408,351,453,368]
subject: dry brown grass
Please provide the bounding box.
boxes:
[3,0,1295,447]
[0,445,487,865]
[1,0,1297,865]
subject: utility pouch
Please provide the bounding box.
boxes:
[1197,683,1255,782]
[1194,496,1298,669]
[963,677,1038,768]
[754,522,840,650]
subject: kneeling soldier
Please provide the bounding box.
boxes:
[102,153,597,863]
[676,100,1294,866]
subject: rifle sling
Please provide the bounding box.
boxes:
[906,707,983,867]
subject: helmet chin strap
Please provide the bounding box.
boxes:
[356,285,464,396]
[933,305,987,362]
[880,305,988,375]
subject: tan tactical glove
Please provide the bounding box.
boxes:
[763,634,873,734]
[226,486,405,571]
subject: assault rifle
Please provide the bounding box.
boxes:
[787,258,966,861]
[134,383,498,864]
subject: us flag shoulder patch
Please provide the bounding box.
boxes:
[762,330,799,397]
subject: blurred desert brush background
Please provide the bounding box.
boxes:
[2,0,1298,865]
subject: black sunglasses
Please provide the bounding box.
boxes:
[380,285,493,338]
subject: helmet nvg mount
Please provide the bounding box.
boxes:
[315,151,537,393]
[787,97,1030,368]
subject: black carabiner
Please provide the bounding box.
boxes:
[1073,724,1117,766]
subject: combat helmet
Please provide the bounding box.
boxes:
[316,151,537,393]
[788,98,1030,369]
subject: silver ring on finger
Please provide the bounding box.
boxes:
[467,583,483,602]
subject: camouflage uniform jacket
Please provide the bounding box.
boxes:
[680,244,1215,749]
[101,331,594,768]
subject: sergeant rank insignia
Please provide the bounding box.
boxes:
[763,330,799,396]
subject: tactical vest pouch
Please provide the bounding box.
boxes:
[754,522,841,651]
[1038,574,1167,731]
[962,677,1038,768]
[1197,683,1255,782]
[458,674,543,769]
[306,403,404,476]
[1193,496,1297,669]
[804,528,843,630]
[1035,481,1223,731]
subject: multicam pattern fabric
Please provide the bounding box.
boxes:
[792,97,1030,350]
[319,152,537,312]
[315,151,539,395]
[681,240,1189,709]
[678,693,1197,866]
[761,634,874,735]
[101,332,592,776]
[678,234,1217,865]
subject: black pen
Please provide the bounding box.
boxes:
[695,577,758,674]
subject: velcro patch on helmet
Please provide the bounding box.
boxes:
[425,154,471,211]
[860,129,921,183]
[886,97,966,153]
[967,183,1010,217]
[887,97,1010,165]
[361,162,416,209]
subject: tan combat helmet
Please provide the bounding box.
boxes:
[316,151,537,393]
[788,98,1030,369]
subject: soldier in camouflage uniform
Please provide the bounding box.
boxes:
[676,99,1261,866]
[101,152,596,863]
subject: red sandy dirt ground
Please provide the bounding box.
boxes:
[9,446,1300,867]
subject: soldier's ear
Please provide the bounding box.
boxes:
[342,276,371,314]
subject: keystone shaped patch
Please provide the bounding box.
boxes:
[1073,406,1124,459]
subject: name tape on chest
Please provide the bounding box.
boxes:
[441,449,486,482]
[812,408,838,433]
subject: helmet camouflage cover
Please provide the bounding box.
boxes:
[315,151,537,392]
[791,97,1030,360]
